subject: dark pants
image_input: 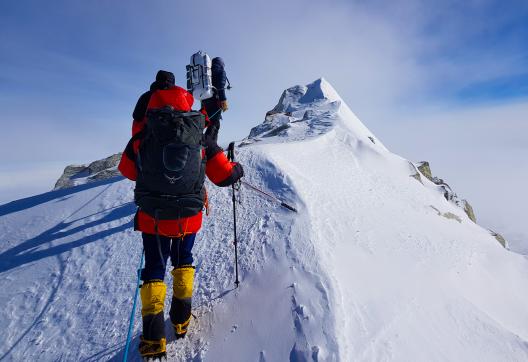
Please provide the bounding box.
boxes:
[141,233,196,281]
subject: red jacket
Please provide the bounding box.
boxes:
[118,86,243,237]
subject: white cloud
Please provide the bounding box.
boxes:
[377,100,528,253]
[0,162,66,204]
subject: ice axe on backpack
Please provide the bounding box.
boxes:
[227,141,240,288]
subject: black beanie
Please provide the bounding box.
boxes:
[155,70,175,89]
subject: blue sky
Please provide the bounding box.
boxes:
[1,0,527,248]
[1,1,526,148]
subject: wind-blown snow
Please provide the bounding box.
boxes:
[1,79,527,361]
[244,78,386,151]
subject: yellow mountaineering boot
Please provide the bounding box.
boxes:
[169,265,195,339]
[139,280,167,359]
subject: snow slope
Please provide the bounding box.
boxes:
[1,79,528,361]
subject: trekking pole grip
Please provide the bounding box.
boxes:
[227,141,235,162]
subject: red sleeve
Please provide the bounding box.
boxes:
[132,118,146,137]
[118,138,138,181]
[200,107,210,127]
[206,151,233,184]
[132,91,152,136]
[186,91,195,110]
[205,151,243,187]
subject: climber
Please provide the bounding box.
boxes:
[130,70,176,137]
[118,70,244,360]
[201,57,230,143]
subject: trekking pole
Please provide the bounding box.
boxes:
[240,180,298,212]
[227,142,240,288]
[123,248,144,362]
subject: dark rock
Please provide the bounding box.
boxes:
[87,153,122,175]
[54,153,123,190]
[408,162,423,184]
[263,124,290,138]
[458,199,476,223]
[417,161,477,222]
[54,165,86,190]
[490,230,507,248]
[88,168,122,181]
[417,161,433,181]
[430,206,462,223]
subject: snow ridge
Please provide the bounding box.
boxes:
[1,79,528,362]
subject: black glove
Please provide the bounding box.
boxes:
[232,162,244,182]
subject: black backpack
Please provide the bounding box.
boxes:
[134,106,206,219]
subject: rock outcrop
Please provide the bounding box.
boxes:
[430,206,462,223]
[414,161,477,223]
[416,161,433,181]
[490,231,507,248]
[414,160,507,248]
[458,199,476,224]
[54,153,122,190]
[87,153,121,175]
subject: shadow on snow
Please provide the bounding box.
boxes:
[0,177,135,273]
[0,176,125,217]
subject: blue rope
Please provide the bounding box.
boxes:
[123,249,144,362]
[208,108,222,120]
